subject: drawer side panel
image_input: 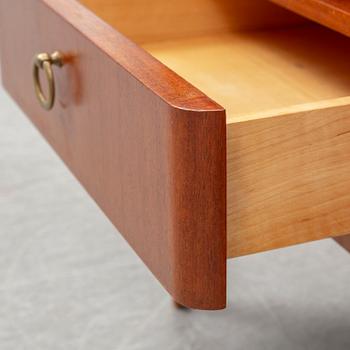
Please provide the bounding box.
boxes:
[227,100,350,257]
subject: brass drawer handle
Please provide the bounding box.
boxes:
[33,51,63,110]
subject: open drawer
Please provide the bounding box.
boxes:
[1,0,350,310]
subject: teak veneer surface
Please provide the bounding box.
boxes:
[0,0,226,310]
[270,0,350,38]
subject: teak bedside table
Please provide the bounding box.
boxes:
[1,0,350,310]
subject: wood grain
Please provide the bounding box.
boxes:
[80,0,304,43]
[0,0,226,310]
[270,0,350,37]
[3,0,350,309]
[144,25,350,122]
[144,23,350,257]
[268,2,350,256]
[227,97,350,257]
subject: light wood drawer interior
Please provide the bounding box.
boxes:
[79,0,350,257]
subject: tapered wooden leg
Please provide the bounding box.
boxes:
[334,235,350,252]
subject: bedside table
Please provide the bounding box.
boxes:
[1,0,350,310]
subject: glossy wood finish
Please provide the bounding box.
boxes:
[80,0,304,43]
[270,0,350,37]
[0,0,226,310]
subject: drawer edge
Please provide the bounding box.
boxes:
[42,0,224,113]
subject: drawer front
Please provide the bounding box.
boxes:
[0,0,226,310]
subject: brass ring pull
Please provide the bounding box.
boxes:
[33,51,63,110]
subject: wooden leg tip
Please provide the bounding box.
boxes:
[173,300,190,311]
